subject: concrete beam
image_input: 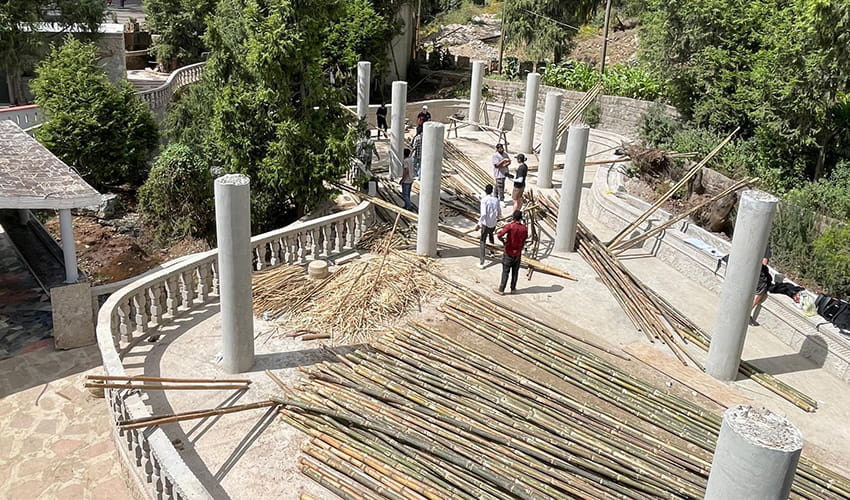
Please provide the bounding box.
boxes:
[536,92,562,189]
[519,72,541,154]
[417,122,444,257]
[214,174,254,374]
[705,405,802,499]
[554,124,590,252]
[390,81,407,179]
[706,190,778,381]
[357,61,371,120]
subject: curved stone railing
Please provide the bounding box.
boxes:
[95,200,371,499]
[0,104,43,130]
[136,62,205,120]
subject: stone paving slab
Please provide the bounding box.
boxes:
[0,345,131,499]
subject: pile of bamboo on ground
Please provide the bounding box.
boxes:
[277,278,850,499]
[535,192,818,413]
[252,245,442,345]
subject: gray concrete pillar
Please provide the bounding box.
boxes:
[214,174,254,374]
[357,61,371,120]
[536,92,563,189]
[58,209,78,283]
[18,209,29,224]
[519,72,541,154]
[706,190,778,381]
[705,405,802,500]
[468,60,485,129]
[554,124,590,252]
[390,81,407,179]
[416,121,444,257]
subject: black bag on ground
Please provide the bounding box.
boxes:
[816,294,850,330]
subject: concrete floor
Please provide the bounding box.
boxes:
[129,125,850,498]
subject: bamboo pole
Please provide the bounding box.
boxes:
[118,400,278,430]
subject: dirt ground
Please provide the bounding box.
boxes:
[43,214,209,285]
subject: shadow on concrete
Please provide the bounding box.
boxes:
[512,284,564,295]
[739,335,828,379]
[0,343,102,398]
[185,390,249,445]
[248,344,366,372]
[213,404,279,482]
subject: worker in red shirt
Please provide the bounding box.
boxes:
[495,210,529,295]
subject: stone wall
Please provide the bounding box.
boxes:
[483,78,680,140]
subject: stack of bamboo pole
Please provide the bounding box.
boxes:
[277,282,850,498]
[535,192,818,413]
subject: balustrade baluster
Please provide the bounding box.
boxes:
[133,293,148,336]
[323,225,333,256]
[270,240,280,266]
[118,302,132,344]
[254,244,266,271]
[312,229,321,260]
[298,233,307,263]
[133,430,143,467]
[181,270,196,307]
[165,276,180,317]
[149,286,163,327]
[335,221,344,253]
[142,440,153,483]
[197,265,210,302]
[211,260,220,295]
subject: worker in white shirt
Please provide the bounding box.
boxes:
[475,184,501,269]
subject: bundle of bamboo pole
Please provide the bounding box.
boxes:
[534,192,818,413]
[275,284,850,499]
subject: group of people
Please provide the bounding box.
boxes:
[478,143,530,295]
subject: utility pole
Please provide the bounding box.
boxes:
[600,0,612,75]
[498,0,508,74]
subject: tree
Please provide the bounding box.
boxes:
[323,0,401,82]
[639,0,850,183]
[504,0,596,62]
[143,0,217,71]
[31,37,159,190]
[139,143,214,244]
[0,0,105,104]
[166,0,359,232]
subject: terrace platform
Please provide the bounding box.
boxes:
[111,124,850,498]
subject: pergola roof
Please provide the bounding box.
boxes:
[0,121,101,210]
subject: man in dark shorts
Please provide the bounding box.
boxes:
[750,245,772,326]
[375,102,388,139]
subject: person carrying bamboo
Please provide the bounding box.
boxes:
[495,210,529,295]
[475,184,501,269]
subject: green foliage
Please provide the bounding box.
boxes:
[505,0,596,62]
[30,37,158,190]
[541,60,664,100]
[811,225,850,298]
[639,0,850,181]
[138,144,214,244]
[323,0,401,80]
[144,0,217,70]
[165,0,357,232]
[0,0,106,104]
[787,164,850,222]
[770,201,821,287]
[582,100,600,127]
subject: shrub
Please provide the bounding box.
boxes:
[541,60,665,101]
[138,144,214,245]
[583,100,601,127]
[811,225,850,298]
[31,37,158,190]
[769,201,821,285]
[787,164,850,222]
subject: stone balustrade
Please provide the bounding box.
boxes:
[95,200,371,499]
[136,62,206,121]
[0,104,44,132]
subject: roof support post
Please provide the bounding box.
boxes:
[58,209,78,284]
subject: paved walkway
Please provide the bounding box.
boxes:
[0,345,131,499]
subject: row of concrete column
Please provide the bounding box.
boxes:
[214,62,798,497]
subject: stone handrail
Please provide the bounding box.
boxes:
[95,200,371,500]
[135,62,205,120]
[0,62,206,131]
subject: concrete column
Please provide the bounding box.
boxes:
[357,61,371,120]
[705,405,802,499]
[390,81,407,179]
[214,174,254,374]
[416,121,444,257]
[58,209,78,283]
[519,72,541,153]
[468,60,485,129]
[18,209,29,224]
[536,92,563,188]
[554,124,590,252]
[706,190,778,381]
